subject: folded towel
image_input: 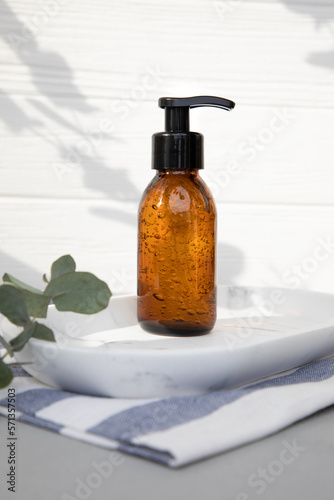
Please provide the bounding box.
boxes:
[1,358,334,467]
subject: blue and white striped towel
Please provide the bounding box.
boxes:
[1,359,334,467]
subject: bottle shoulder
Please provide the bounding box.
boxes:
[139,172,216,215]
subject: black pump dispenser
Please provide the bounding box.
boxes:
[152,96,235,170]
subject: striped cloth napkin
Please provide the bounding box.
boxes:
[1,359,334,467]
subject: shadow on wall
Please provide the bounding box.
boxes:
[0,89,44,132]
[0,251,43,288]
[279,0,334,70]
[0,0,139,202]
[57,146,140,201]
[0,0,92,112]
[0,1,244,286]
[217,242,244,286]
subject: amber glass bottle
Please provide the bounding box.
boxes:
[138,168,216,335]
[137,96,235,335]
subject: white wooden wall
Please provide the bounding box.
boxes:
[1,0,334,295]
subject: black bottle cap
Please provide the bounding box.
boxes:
[152,96,235,170]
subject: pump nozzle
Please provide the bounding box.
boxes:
[159,95,235,110]
[159,96,235,133]
[153,95,235,169]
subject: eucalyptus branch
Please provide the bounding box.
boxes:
[0,255,112,388]
[1,351,9,362]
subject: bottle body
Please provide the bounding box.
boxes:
[137,169,216,335]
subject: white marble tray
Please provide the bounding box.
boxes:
[2,286,334,398]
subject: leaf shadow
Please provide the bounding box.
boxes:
[279,0,334,71]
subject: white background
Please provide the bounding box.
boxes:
[1,0,334,295]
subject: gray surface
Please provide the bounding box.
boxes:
[1,406,334,500]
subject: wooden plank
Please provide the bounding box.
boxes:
[0,1,333,107]
[0,199,333,294]
[0,97,333,205]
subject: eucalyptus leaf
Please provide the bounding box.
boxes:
[3,273,42,295]
[51,255,76,281]
[0,360,13,388]
[23,293,50,319]
[3,273,50,318]
[10,322,35,352]
[0,285,30,326]
[0,256,113,390]
[45,272,112,314]
[32,322,55,342]
[0,335,14,356]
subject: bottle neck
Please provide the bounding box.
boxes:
[157,169,199,177]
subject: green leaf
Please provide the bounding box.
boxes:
[0,360,13,388]
[3,273,42,294]
[32,322,55,342]
[51,255,76,281]
[25,293,50,319]
[9,322,54,352]
[0,335,14,356]
[3,274,50,319]
[10,323,36,351]
[0,285,30,326]
[45,272,112,314]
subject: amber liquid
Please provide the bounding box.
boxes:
[137,169,216,335]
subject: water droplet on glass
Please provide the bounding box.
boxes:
[153,293,164,301]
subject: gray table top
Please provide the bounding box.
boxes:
[1,405,334,500]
